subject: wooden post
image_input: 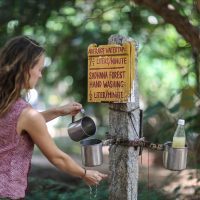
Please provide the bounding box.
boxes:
[108,34,140,200]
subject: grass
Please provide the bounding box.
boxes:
[26,177,108,200]
[26,177,169,200]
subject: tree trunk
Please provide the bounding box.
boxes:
[193,50,200,95]
[108,34,140,200]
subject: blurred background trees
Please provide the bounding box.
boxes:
[0,0,199,161]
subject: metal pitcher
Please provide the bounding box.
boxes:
[163,141,188,171]
[80,139,103,167]
[68,110,96,142]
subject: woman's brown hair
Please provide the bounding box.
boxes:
[0,36,45,117]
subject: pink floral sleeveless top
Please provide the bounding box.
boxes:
[0,98,34,199]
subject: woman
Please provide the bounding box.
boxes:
[0,36,107,200]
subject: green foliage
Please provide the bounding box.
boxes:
[26,177,109,200]
[138,182,170,200]
[26,177,169,200]
[1,0,198,106]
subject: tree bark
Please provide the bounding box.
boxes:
[193,50,200,95]
[132,0,200,52]
[108,34,140,200]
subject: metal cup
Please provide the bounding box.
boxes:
[68,111,96,142]
[80,139,103,167]
[163,141,188,171]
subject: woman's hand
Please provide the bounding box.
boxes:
[59,102,82,116]
[40,102,82,122]
[82,169,108,186]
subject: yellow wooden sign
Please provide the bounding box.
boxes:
[87,42,135,103]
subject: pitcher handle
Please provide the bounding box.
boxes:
[71,108,86,123]
[72,116,75,123]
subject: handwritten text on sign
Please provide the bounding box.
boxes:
[88,43,135,102]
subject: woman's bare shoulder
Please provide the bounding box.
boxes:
[17,107,46,134]
[22,107,44,121]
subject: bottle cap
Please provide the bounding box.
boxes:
[178,119,185,125]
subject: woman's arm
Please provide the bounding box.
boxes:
[40,102,82,122]
[18,107,107,185]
